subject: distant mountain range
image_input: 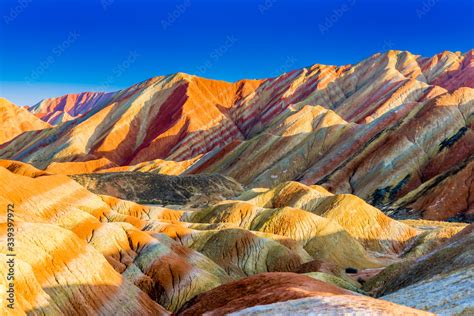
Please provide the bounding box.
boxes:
[1,49,473,221]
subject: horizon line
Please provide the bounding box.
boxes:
[2,48,472,107]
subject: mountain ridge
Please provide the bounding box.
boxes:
[0,49,473,221]
[25,49,473,115]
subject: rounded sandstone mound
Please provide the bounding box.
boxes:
[187,201,382,269]
[241,181,419,255]
[0,159,50,178]
[0,221,168,315]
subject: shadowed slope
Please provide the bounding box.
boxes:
[71,172,243,206]
[29,91,118,125]
[365,225,474,314]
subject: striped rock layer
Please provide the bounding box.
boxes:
[1,161,465,314]
[1,50,473,221]
[0,98,51,145]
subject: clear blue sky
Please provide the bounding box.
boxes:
[0,0,473,105]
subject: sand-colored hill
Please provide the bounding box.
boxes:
[0,161,470,314]
[0,221,168,315]
[0,98,51,145]
[239,182,418,254]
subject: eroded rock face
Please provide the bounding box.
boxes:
[0,162,466,314]
[391,158,474,221]
[1,48,472,313]
[0,166,230,312]
[1,50,472,220]
[70,172,243,206]
[381,269,473,315]
[364,225,474,314]
[0,222,168,315]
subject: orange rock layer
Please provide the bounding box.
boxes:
[1,50,472,220]
[0,161,470,314]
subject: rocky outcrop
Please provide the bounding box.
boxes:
[70,172,243,206]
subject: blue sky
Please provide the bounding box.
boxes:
[0,0,473,105]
